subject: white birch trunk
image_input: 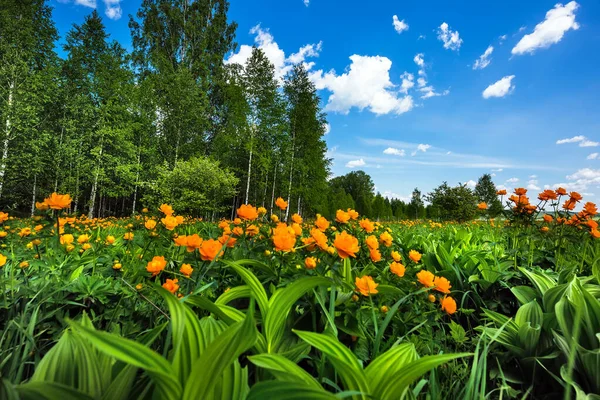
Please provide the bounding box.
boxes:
[131,147,141,215]
[285,135,295,222]
[244,127,254,205]
[30,174,36,217]
[0,80,14,199]
[270,162,277,213]
[87,145,103,219]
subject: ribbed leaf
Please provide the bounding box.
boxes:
[293,330,369,399]
[182,301,258,399]
[249,353,321,389]
[216,285,252,306]
[365,343,418,397]
[16,382,95,400]
[186,295,239,325]
[68,322,181,400]
[519,267,556,296]
[265,277,330,353]
[378,353,471,400]
[222,260,270,315]
[247,381,337,400]
[511,286,539,305]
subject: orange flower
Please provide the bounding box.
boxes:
[291,223,302,236]
[123,232,134,240]
[292,213,303,224]
[199,239,224,261]
[370,248,382,262]
[355,275,379,296]
[569,192,583,202]
[562,199,576,211]
[275,197,288,210]
[232,226,244,237]
[477,202,487,210]
[540,226,549,233]
[161,215,179,230]
[180,263,193,277]
[347,209,359,220]
[428,294,436,303]
[272,225,296,252]
[145,219,157,230]
[45,193,72,210]
[359,218,375,233]
[555,187,567,196]
[409,250,421,263]
[106,235,115,244]
[219,234,237,248]
[233,217,242,225]
[305,257,317,269]
[159,204,174,216]
[440,296,457,315]
[496,189,507,196]
[379,231,392,247]
[315,215,330,232]
[77,234,89,244]
[543,214,553,223]
[433,276,452,294]
[35,201,49,211]
[310,228,329,251]
[336,209,350,224]
[514,188,527,196]
[538,189,557,201]
[365,235,379,250]
[60,234,74,245]
[334,231,359,259]
[591,229,600,239]
[173,235,188,247]
[417,270,435,287]
[185,234,203,252]
[390,261,405,277]
[587,220,598,230]
[147,256,167,276]
[583,202,598,217]
[0,254,7,267]
[237,204,258,221]
[246,224,259,236]
[162,279,179,294]
[391,251,402,262]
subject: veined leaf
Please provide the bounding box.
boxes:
[365,343,418,398]
[519,267,556,296]
[216,285,252,307]
[16,382,95,400]
[222,260,270,316]
[247,381,337,400]
[248,353,321,389]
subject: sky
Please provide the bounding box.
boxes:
[52,0,600,204]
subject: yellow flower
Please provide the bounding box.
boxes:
[106,235,115,244]
[159,204,174,216]
[380,305,389,313]
[60,234,74,245]
[409,250,422,263]
[136,283,143,290]
[113,263,122,270]
[270,214,279,223]
[77,234,89,244]
[145,219,157,230]
[123,232,134,240]
[379,231,393,247]
[257,207,267,216]
[81,243,92,251]
[390,262,405,277]
[0,254,7,267]
[19,261,29,269]
[305,257,317,269]
[355,275,379,297]
[162,278,179,294]
[275,197,288,210]
[44,193,72,210]
[391,251,402,262]
[146,256,167,276]
[180,263,193,277]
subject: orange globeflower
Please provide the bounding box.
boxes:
[586,220,598,230]
[543,214,553,223]
[161,215,179,230]
[162,279,179,294]
[106,235,115,244]
[180,263,193,277]
[77,234,89,244]
[237,204,259,221]
[173,235,188,247]
[35,201,49,211]
[310,228,329,251]
[272,225,296,252]
[146,256,167,276]
[145,220,157,230]
[219,234,237,248]
[159,204,174,216]
[45,193,72,210]
[390,261,405,277]
[60,234,74,245]
[365,235,379,250]
[563,199,576,211]
[336,209,350,224]
[379,231,393,247]
[569,192,583,202]
[477,202,487,210]
[123,232,134,241]
[514,188,527,196]
[416,270,435,287]
[292,213,303,224]
[0,212,8,224]
[257,207,267,216]
[304,257,317,269]
[391,251,402,262]
[359,218,375,233]
[370,248,382,262]
[334,231,360,259]
[538,189,557,201]
[185,234,203,252]
[440,296,457,315]
[433,276,452,294]
[355,276,379,297]
[0,254,7,267]
[199,239,224,261]
[347,209,359,220]
[591,229,600,239]
[246,224,259,236]
[583,202,598,217]
[315,215,330,232]
[555,187,567,196]
[275,197,288,210]
[232,226,244,237]
[496,189,507,196]
[409,250,422,263]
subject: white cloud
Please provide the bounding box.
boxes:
[527,183,541,190]
[437,22,463,51]
[104,0,121,20]
[417,77,427,87]
[499,34,507,43]
[473,46,494,70]
[323,123,330,135]
[506,177,519,183]
[492,168,503,172]
[556,135,599,147]
[413,53,425,68]
[466,180,477,188]
[303,0,309,6]
[529,174,537,178]
[383,147,405,156]
[411,143,431,156]
[226,25,322,79]
[392,15,409,34]
[411,53,447,99]
[482,75,515,99]
[310,55,414,115]
[418,34,426,40]
[400,72,414,94]
[420,86,449,99]
[346,158,366,168]
[587,153,598,160]
[75,0,96,7]
[568,169,600,181]
[512,1,580,56]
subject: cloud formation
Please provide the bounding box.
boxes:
[482,75,515,99]
[437,22,463,51]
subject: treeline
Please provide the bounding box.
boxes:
[0,0,328,218]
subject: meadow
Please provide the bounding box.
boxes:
[0,189,599,400]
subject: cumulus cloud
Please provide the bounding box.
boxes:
[506,177,519,183]
[303,0,309,6]
[473,46,494,70]
[437,22,463,51]
[226,25,322,79]
[104,0,122,20]
[588,153,598,160]
[492,168,503,172]
[383,147,405,156]
[323,123,330,135]
[482,75,515,99]
[392,15,409,34]
[411,143,431,156]
[556,135,599,147]
[74,0,96,7]
[346,158,366,168]
[499,34,507,43]
[512,1,579,56]
[399,72,414,94]
[466,180,477,188]
[310,55,414,115]
[411,53,448,99]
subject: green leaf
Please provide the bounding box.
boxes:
[222,260,270,316]
[69,265,84,282]
[247,381,337,400]
[364,343,418,398]
[519,267,556,296]
[216,285,252,306]
[16,382,95,400]
[248,353,321,389]
[186,295,239,325]
[511,286,539,305]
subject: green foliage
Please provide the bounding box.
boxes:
[427,182,478,222]
[474,174,503,217]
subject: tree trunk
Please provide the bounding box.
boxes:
[285,134,295,222]
[0,80,14,199]
[270,162,277,214]
[244,128,254,205]
[30,174,37,217]
[131,146,141,215]
[88,145,103,219]
[297,196,301,216]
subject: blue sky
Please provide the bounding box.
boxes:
[52,0,600,203]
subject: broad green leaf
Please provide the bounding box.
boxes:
[248,353,321,389]
[69,265,84,282]
[511,286,539,305]
[247,381,337,400]
[16,382,95,400]
[365,343,418,398]
[519,267,556,296]
[185,295,239,325]
[216,285,252,307]
[222,260,270,316]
